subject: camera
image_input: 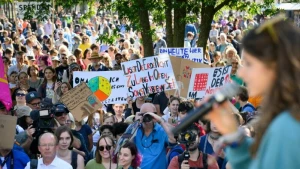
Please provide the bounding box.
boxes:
[142,114,153,123]
[178,130,197,145]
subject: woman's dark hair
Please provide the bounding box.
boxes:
[27,65,39,77]
[42,66,57,84]
[178,101,194,113]
[83,48,91,59]
[120,141,142,168]
[100,124,114,133]
[17,116,30,130]
[18,72,28,80]
[112,122,129,138]
[95,135,115,164]
[54,126,74,149]
[242,19,300,156]
[73,48,82,59]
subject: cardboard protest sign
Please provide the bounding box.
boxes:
[159,47,204,63]
[0,115,17,149]
[60,82,102,121]
[169,56,210,98]
[73,71,127,104]
[121,55,177,97]
[187,66,232,99]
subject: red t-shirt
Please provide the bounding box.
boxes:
[168,153,219,169]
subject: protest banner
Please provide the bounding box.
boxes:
[169,56,210,98]
[60,82,102,121]
[73,71,127,104]
[121,54,177,97]
[187,66,232,99]
[15,1,51,19]
[159,47,204,63]
[0,115,17,149]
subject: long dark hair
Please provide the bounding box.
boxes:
[242,19,300,156]
[54,126,74,149]
[17,116,30,130]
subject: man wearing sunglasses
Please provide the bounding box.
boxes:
[134,103,176,169]
[52,104,69,126]
[26,91,42,110]
[55,51,69,82]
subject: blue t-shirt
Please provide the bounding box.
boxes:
[134,123,169,169]
[78,124,93,150]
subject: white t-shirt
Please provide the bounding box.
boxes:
[25,156,72,169]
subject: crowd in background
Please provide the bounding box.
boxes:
[0,11,264,169]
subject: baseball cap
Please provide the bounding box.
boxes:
[16,106,32,118]
[15,132,28,146]
[69,63,81,70]
[26,91,41,103]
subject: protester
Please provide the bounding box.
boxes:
[55,126,85,169]
[38,66,56,99]
[27,65,43,90]
[118,141,142,169]
[85,135,121,169]
[162,97,181,125]
[25,133,72,169]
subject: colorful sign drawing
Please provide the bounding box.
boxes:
[187,66,232,99]
[121,54,178,97]
[159,47,204,63]
[73,71,127,104]
[88,76,112,101]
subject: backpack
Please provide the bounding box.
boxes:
[167,145,184,166]
[30,159,38,169]
[177,152,208,169]
[239,103,256,113]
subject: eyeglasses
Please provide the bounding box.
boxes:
[30,102,41,107]
[39,144,56,147]
[61,57,67,60]
[98,145,112,151]
[16,93,26,97]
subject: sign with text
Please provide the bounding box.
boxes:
[187,66,232,99]
[73,71,127,104]
[121,55,177,97]
[60,83,102,121]
[0,115,17,149]
[15,2,51,19]
[169,56,210,98]
[159,48,204,63]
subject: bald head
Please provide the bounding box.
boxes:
[38,132,57,146]
[140,103,156,114]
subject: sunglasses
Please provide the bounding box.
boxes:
[31,102,41,107]
[55,112,68,117]
[61,57,67,60]
[98,145,112,151]
[16,93,26,97]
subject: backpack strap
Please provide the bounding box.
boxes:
[177,154,184,169]
[71,151,78,169]
[202,153,208,169]
[30,159,38,169]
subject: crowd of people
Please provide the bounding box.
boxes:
[0,9,299,169]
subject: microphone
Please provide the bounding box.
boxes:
[172,83,240,135]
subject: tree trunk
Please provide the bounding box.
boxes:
[197,4,216,53]
[137,0,154,57]
[173,0,187,47]
[165,0,173,47]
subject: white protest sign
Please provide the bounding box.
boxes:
[159,47,204,63]
[73,71,127,104]
[15,2,51,19]
[121,55,178,97]
[187,66,232,99]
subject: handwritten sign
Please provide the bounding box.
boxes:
[169,56,210,98]
[159,48,204,63]
[0,115,17,149]
[121,55,177,97]
[73,71,127,104]
[60,83,102,121]
[187,66,232,99]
